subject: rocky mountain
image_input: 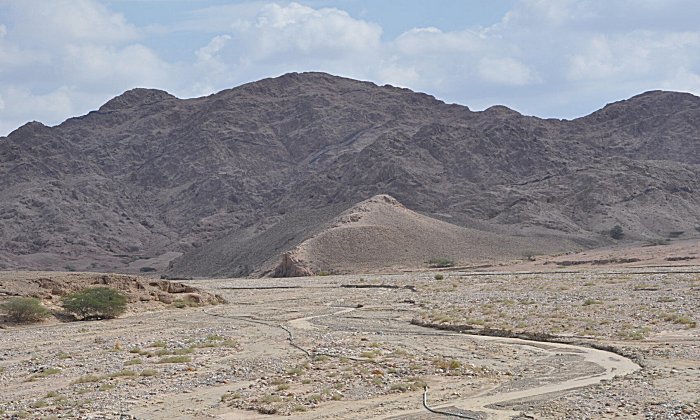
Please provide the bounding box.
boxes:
[0,72,698,276]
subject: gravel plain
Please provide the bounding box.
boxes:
[0,266,698,419]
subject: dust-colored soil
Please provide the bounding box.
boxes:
[261,195,579,276]
[0,266,698,419]
[0,271,224,322]
[493,238,700,272]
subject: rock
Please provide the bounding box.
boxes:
[272,253,313,278]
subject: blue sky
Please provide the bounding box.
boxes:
[1,0,700,136]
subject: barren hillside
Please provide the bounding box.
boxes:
[1,73,699,276]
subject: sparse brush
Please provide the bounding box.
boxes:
[157,355,191,364]
[1,297,50,323]
[109,369,137,378]
[583,298,603,306]
[428,258,455,268]
[72,374,104,384]
[28,367,61,381]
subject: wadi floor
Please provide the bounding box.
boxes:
[1,266,699,419]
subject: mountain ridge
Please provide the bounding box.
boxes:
[1,72,698,276]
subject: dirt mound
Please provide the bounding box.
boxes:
[267,194,578,275]
[0,271,225,312]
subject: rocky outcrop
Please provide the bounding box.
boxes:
[272,252,313,278]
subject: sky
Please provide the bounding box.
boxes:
[1,0,700,136]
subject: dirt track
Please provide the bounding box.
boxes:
[0,268,698,419]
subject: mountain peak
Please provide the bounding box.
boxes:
[99,88,177,112]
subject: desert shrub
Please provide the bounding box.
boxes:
[61,287,127,320]
[434,274,444,280]
[428,257,455,268]
[1,297,50,323]
[139,267,156,273]
[647,238,670,246]
[609,225,624,240]
[157,355,191,364]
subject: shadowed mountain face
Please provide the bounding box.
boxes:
[1,72,699,276]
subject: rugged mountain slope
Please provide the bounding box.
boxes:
[1,72,699,276]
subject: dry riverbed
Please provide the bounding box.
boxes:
[0,267,698,419]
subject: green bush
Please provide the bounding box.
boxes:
[61,287,127,320]
[1,297,50,323]
[609,225,624,240]
[427,257,455,268]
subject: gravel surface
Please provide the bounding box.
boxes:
[0,267,698,419]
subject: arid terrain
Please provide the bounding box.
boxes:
[1,73,699,277]
[1,72,699,419]
[1,251,698,419]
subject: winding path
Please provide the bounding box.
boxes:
[288,306,641,419]
[413,334,640,419]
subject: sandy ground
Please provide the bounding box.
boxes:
[0,266,698,419]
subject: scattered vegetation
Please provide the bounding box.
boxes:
[434,357,462,370]
[156,355,191,364]
[360,350,381,359]
[583,298,603,306]
[171,295,201,308]
[28,368,61,381]
[389,378,426,392]
[72,374,105,384]
[285,364,307,376]
[109,369,137,378]
[1,297,50,323]
[427,257,455,268]
[661,313,697,328]
[61,287,127,320]
[434,273,444,280]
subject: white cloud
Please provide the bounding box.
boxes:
[394,27,483,55]
[0,86,89,136]
[3,0,700,136]
[243,2,382,59]
[662,68,700,93]
[478,57,539,86]
[193,35,234,96]
[196,35,232,64]
[6,0,138,45]
[0,0,176,136]
[567,31,700,83]
[62,44,174,88]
